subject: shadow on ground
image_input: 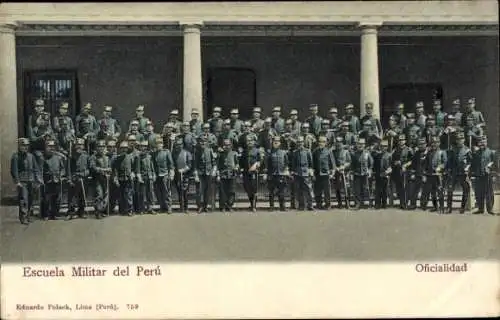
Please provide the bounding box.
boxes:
[1,205,499,263]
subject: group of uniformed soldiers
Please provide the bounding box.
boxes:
[10,97,497,224]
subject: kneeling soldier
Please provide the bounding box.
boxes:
[265,136,290,211]
[90,140,112,219]
[40,140,66,220]
[136,140,156,214]
[312,136,336,209]
[112,141,136,216]
[291,136,315,211]
[67,138,90,219]
[217,139,239,212]
[11,138,41,224]
[152,137,174,213]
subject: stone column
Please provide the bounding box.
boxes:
[0,23,18,200]
[359,22,382,119]
[181,23,203,122]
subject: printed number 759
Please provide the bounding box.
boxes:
[126,304,139,310]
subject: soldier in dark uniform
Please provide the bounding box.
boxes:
[291,136,315,211]
[463,97,485,128]
[128,105,151,134]
[229,108,244,135]
[126,135,141,213]
[218,119,239,150]
[55,117,76,157]
[432,99,447,128]
[168,109,182,133]
[264,136,289,211]
[384,115,402,152]
[199,123,218,151]
[152,137,174,214]
[193,137,218,213]
[307,104,323,137]
[240,136,263,212]
[464,115,484,149]
[208,107,224,136]
[423,115,442,144]
[450,99,463,127]
[408,138,428,210]
[143,120,161,151]
[471,136,496,214]
[112,141,135,216]
[28,99,52,139]
[190,108,203,137]
[97,105,121,142]
[415,101,427,130]
[66,138,90,220]
[11,138,41,224]
[289,109,301,134]
[350,138,374,210]
[390,135,414,209]
[90,140,112,218]
[162,122,177,152]
[237,121,258,153]
[75,103,99,154]
[312,136,336,209]
[361,102,383,138]
[53,102,75,137]
[271,106,286,135]
[126,120,145,142]
[338,121,356,150]
[250,107,264,133]
[281,119,298,152]
[328,107,342,134]
[343,104,361,135]
[258,118,278,153]
[333,137,352,209]
[318,119,335,147]
[359,119,381,148]
[441,115,459,151]
[421,137,447,212]
[107,139,120,214]
[392,103,407,131]
[217,139,239,212]
[173,138,193,213]
[40,140,66,220]
[446,132,472,213]
[135,140,156,215]
[29,112,55,166]
[373,139,392,209]
[403,113,421,149]
[299,122,317,151]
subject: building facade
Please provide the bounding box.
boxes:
[0,1,498,198]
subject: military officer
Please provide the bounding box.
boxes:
[75,103,99,153]
[97,105,121,141]
[441,115,459,151]
[53,102,75,136]
[271,106,286,135]
[289,109,302,134]
[359,119,381,147]
[11,138,41,224]
[281,119,298,153]
[350,138,374,210]
[193,137,218,213]
[312,136,336,209]
[90,140,112,218]
[29,112,55,166]
[343,104,361,135]
[361,102,383,137]
[392,103,407,131]
[112,141,135,216]
[218,119,238,150]
[135,140,156,214]
[208,107,224,136]
[190,108,203,137]
[264,136,289,211]
[199,123,218,151]
[128,105,151,134]
[390,135,414,209]
[299,122,317,151]
[328,107,342,134]
[423,115,442,144]
[126,119,145,142]
[162,122,177,152]
[258,118,278,153]
[464,115,484,149]
[421,137,447,212]
[152,137,175,213]
[177,121,197,154]
[217,139,239,212]
[40,140,66,220]
[415,101,427,130]
[307,104,323,137]
[250,107,264,133]
[384,115,402,152]
[446,132,472,213]
[55,117,76,157]
[291,136,315,211]
[28,99,52,139]
[107,139,119,214]
[450,99,463,126]
[471,136,496,214]
[333,137,352,209]
[142,120,161,150]
[168,109,182,133]
[173,138,193,213]
[403,114,421,149]
[237,121,258,153]
[432,99,447,128]
[463,97,485,128]
[229,108,244,135]
[240,136,263,212]
[337,121,356,150]
[373,139,392,209]
[66,138,90,219]
[318,119,335,147]
[408,138,428,210]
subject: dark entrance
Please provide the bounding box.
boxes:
[206,68,257,119]
[381,83,443,127]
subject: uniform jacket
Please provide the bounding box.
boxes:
[312,147,336,176]
[11,151,41,183]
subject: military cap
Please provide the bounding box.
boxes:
[146,119,153,126]
[202,123,210,128]
[302,122,310,128]
[213,107,222,112]
[139,140,148,146]
[290,109,298,115]
[60,102,69,109]
[452,98,460,105]
[381,139,389,146]
[322,119,330,125]
[416,101,424,108]
[230,109,239,114]
[427,114,435,120]
[253,107,262,113]
[164,122,174,128]
[357,138,366,144]
[272,136,281,142]
[46,140,56,147]
[223,139,232,145]
[345,104,354,110]
[468,97,476,104]
[272,106,281,112]
[318,136,327,143]
[81,117,91,124]
[170,109,179,115]
[329,107,338,113]
[246,135,256,142]
[363,120,372,126]
[107,140,117,147]
[155,136,164,142]
[365,102,374,109]
[127,135,137,141]
[456,132,465,139]
[83,103,92,110]
[447,114,455,120]
[398,134,406,141]
[223,119,231,125]
[431,137,440,143]
[418,138,427,144]
[264,117,272,123]
[76,138,85,145]
[182,121,190,126]
[297,136,305,143]
[397,103,405,109]
[104,105,112,112]
[35,99,44,106]
[285,119,293,125]
[335,136,344,142]
[433,99,442,105]
[309,104,319,109]
[136,105,145,111]
[244,121,251,127]
[191,108,199,114]
[389,115,398,121]
[119,141,129,148]
[41,113,50,121]
[18,138,29,145]
[341,121,349,126]
[406,113,415,118]
[130,119,139,125]
[97,140,106,147]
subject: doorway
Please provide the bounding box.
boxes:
[206,68,257,119]
[381,83,443,127]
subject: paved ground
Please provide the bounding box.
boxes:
[1,205,499,263]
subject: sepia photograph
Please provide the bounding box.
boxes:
[1,1,499,318]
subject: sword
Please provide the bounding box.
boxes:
[437,172,445,214]
[106,173,110,216]
[341,170,350,209]
[179,170,184,212]
[80,177,87,210]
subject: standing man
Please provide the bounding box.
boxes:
[152,137,175,214]
[193,137,218,213]
[11,138,41,224]
[97,105,121,142]
[67,138,90,220]
[291,136,315,211]
[55,117,76,157]
[307,104,323,137]
[271,106,286,135]
[415,102,427,130]
[312,136,336,210]
[40,140,66,220]
[338,121,356,150]
[240,136,263,212]
[29,112,55,166]
[421,137,447,212]
[447,132,472,213]
[462,97,485,128]
[126,120,145,142]
[408,138,428,210]
[289,109,302,134]
[229,108,244,135]
[350,138,374,210]
[112,141,135,216]
[328,107,342,134]
[53,102,75,137]
[208,107,224,136]
[178,121,197,154]
[168,109,182,133]
[250,107,265,133]
[391,103,407,131]
[373,139,392,209]
[173,138,193,213]
[343,104,361,135]
[107,139,120,214]
[471,136,496,214]
[190,108,204,137]
[135,140,156,215]
[75,103,99,154]
[450,99,463,126]
[90,140,112,219]
[360,102,383,139]
[129,105,151,134]
[143,120,160,150]
[28,99,52,139]
[333,137,351,209]
[217,139,239,212]
[258,118,278,153]
[264,136,289,211]
[432,99,447,129]
[390,135,414,209]
[403,114,421,149]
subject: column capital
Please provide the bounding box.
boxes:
[0,23,18,34]
[179,21,204,30]
[357,21,383,33]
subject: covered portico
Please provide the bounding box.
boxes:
[0,1,498,198]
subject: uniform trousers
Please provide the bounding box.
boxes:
[408,175,423,208]
[219,178,235,210]
[268,176,286,209]
[196,175,214,210]
[243,172,258,208]
[41,182,62,218]
[447,174,470,209]
[295,176,314,210]
[353,175,370,207]
[314,175,332,208]
[155,176,172,211]
[17,182,34,220]
[118,180,134,215]
[68,178,87,214]
[374,176,389,208]
[421,175,445,210]
[474,175,494,212]
[137,179,155,213]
